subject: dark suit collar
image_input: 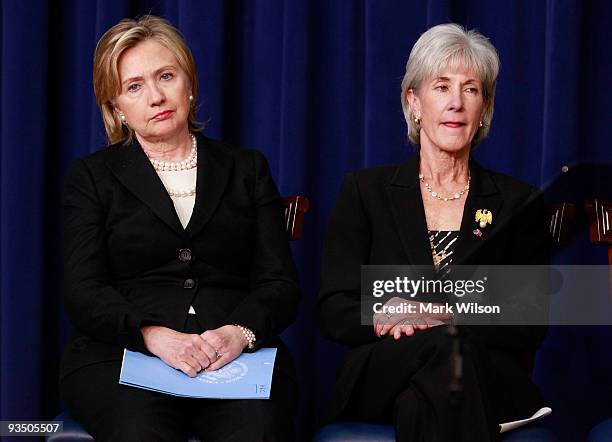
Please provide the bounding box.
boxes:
[387,153,503,265]
[105,133,233,238]
[387,155,432,265]
[185,134,233,237]
[105,141,184,235]
[389,153,420,189]
[454,160,504,264]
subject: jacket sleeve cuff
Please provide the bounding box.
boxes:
[123,313,160,356]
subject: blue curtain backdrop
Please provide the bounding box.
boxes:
[1,1,611,441]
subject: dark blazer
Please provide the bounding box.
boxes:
[316,154,550,422]
[61,133,299,380]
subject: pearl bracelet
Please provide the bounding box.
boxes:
[235,325,256,350]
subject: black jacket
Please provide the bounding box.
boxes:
[317,154,550,421]
[61,134,299,380]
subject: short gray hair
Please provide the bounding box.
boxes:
[400,23,500,147]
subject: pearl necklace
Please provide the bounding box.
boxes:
[419,173,470,202]
[166,187,196,198]
[149,134,197,172]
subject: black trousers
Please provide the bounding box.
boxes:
[60,317,297,442]
[342,326,534,442]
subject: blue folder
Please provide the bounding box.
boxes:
[119,348,277,399]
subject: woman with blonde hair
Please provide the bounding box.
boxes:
[60,15,299,441]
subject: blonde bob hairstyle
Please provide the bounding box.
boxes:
[93,15,201,145]
[400,23,500,148]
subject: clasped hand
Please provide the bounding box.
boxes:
[141,325,249,377]
[373,296,453,339]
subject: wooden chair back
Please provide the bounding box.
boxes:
[585,198,612,292]
[549,202,577,248]
[585,198,612,251]
[284,196,310,241]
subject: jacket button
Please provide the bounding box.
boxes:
[178,248,192,263]
[183,278,196,289]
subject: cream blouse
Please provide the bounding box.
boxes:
[156,168,197,314]
[156,168,197,228]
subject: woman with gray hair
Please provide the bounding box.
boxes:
[317,23,549,441]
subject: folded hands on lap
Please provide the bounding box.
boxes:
[140,324,249,377]
[372,296,453,340]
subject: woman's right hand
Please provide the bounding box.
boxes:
[387,318,448,340]
[140,325,218,377]
[373,297,453,338]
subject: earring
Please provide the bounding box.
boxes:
[413,116,421,125]
[479,120,484,127]
[119,113,126,124]
[189,95,194,102]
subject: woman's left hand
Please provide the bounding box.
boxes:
[200,325,249,371]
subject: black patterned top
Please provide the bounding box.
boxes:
[427,230,459,273]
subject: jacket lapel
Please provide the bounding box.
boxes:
[185,135,234,237]
[106,135,233,238]
[387,154,434,266]
[386,154,504,266]
[106,143,184,235]
[453,161,503,265]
